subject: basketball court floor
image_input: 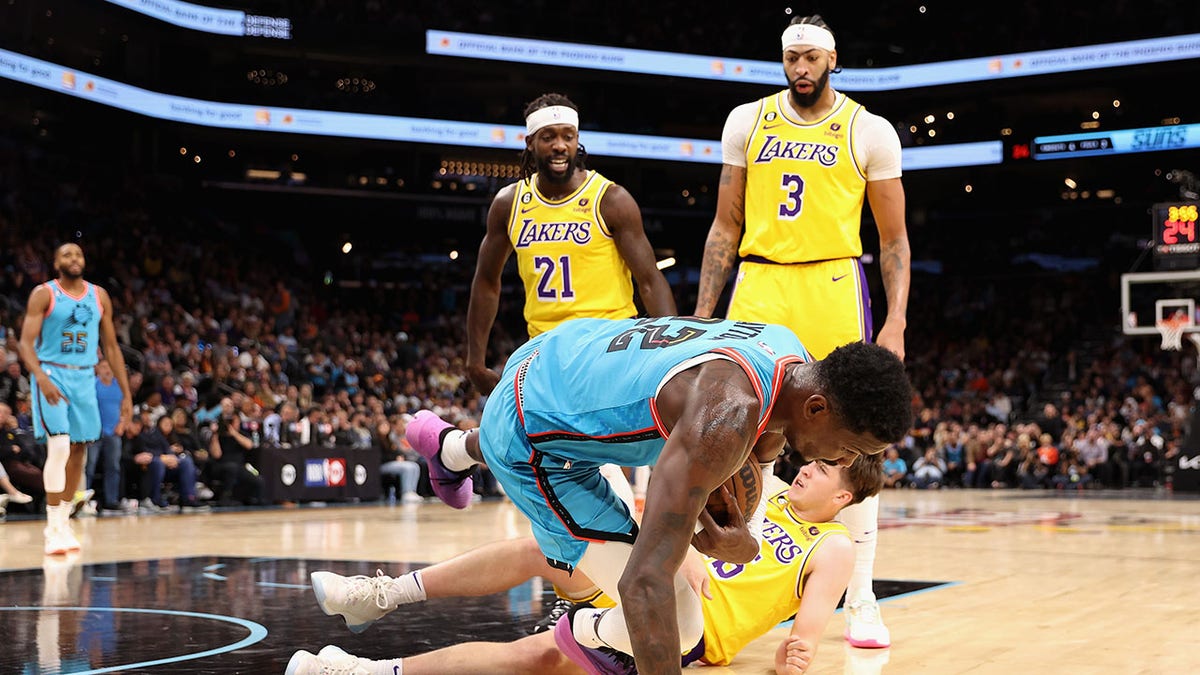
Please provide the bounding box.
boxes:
[2,486,1197,674]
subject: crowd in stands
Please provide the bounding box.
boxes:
[1,125,1197,520]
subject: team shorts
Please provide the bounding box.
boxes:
[31,363,100,443]
[479,357,637,571]
[728,257,872,359]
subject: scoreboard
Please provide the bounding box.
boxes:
[1153,202,1200,270]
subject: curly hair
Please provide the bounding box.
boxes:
[518,93,589,181]
[815,341,913,444]
[840,453,884,505]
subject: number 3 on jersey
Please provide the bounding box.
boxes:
[534,255,575,301]
[778,173,805,219]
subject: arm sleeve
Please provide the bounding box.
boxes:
[853,109,904,181]
[721,102,761,168]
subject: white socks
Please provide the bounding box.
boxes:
[43,435,70,494]
[439,430,476,472]
[837,493,880,602]
[387,571,428,606]
[46,502,71,531]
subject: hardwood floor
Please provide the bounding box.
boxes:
[1,487,1196,673]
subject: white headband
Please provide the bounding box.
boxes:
[525,105,579,136]
[781,24,836,52]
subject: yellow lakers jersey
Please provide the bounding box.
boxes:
[741,91,867,263]
[700,488,850,665]
[507,171,637,337]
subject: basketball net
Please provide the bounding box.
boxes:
[1157,317,1191,351]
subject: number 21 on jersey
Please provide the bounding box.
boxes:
[534,255,575,301]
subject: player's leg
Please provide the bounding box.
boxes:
[405,411,480,508]
[310,536,584,632]
[286,633,582,675]
[557,540,703,673]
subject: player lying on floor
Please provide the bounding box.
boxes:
[287,456,882,675]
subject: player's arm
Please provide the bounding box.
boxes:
[96,286,134,430]
[867,177,910,361]
[465,186,517,395]
[620,360,760,673]
[16,285,62,404]
[695,163,746,317]
[600,184,676,317]
[774,534,854,674]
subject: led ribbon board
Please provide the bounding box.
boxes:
[1033,124,1199,159]
[102,0,291,39]
[427,30,1200,91]
[0,47,999,169]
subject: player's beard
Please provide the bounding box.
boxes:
[535,151,576,186]
[787,66,831,109]
[57,264,84,281]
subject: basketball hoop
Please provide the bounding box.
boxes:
[1157,317,1190,351]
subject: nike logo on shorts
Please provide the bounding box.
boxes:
[832,274,848,282]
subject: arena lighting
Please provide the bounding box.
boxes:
[656,257,677,271]
[0,47,1000,170]
[426,30,1200,91]
[101,0,291,39]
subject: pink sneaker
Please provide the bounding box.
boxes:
[553,609,636,675]
[405,411,475,509]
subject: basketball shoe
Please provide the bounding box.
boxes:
[554,606,637,675]
[286,645,372,675]
[532,597,588,634]
[844,593,891,648]
[70,489,95,518]
[43,526,81,556]
[405,410,474,509]
[311,570,400,634]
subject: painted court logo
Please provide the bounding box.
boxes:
[304,458,347,487]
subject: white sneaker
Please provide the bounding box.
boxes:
[43,527,80,556]
[139,498,169,514]
[8,491,33,504]
[285,645,372,675]
[844,595,891,648]
[196,483,215,501]
[400,492,424,504]
[310,570,397,633]
[0,494,8,519]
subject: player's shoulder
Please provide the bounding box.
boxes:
[492,180,522,205]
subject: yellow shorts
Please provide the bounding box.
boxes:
[727,258,872,359]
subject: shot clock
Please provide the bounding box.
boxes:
[1152,202,1200,270]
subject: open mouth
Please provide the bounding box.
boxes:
[547,157,570,171]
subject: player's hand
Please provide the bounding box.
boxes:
[875,321,906,362]
[36,375,67,406]
[119,398,134,429]
[680,548,712,599]
[467,364,501,395]
[774,635,814,674]
[692,487,757,563]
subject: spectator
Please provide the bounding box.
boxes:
[87,359,126,512]
[140,414,207,512]
[208,398,264,505]
[882,446,908,488]
[0,401,43,500]
[911,447,946,489]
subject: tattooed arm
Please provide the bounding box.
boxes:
[619,359,760,673]
[866,177,910,361]
[695,163,746,317]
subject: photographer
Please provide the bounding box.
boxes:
[207,397,264,505]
